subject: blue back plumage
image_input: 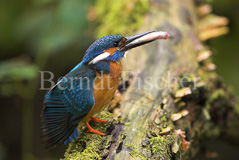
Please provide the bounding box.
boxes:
[42,63,96,149]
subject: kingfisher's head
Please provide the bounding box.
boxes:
[82,30,171,65]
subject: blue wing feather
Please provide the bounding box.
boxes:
[41,62,96,149]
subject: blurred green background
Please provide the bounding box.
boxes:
[0,0,238,160]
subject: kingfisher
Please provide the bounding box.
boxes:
[41,30,171,149]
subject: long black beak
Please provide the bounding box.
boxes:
[120,30,171,51]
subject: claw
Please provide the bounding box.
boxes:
[85,122,106,136]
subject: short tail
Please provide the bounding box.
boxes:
[41,96,82,150]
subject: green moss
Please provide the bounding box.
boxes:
[160,116,167,122]
[210,88,226,101]
[94,0,150,38]
[160,115,170,129]
[125,144,147,160]
[150,136,167,155]
[63,111,113,160]
[149,135,176,159]
[124,122,131,126]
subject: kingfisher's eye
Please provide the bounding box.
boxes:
[113,42,119,47]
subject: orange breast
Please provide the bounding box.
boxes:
[82,61,122,123]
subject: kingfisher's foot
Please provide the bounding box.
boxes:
[85,122,105,136]
[89,117,107,123]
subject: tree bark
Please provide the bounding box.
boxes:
[63,0,239,159]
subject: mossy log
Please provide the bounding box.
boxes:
[63,0,239,159]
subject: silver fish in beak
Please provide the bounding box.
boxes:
[120,30,171,51]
